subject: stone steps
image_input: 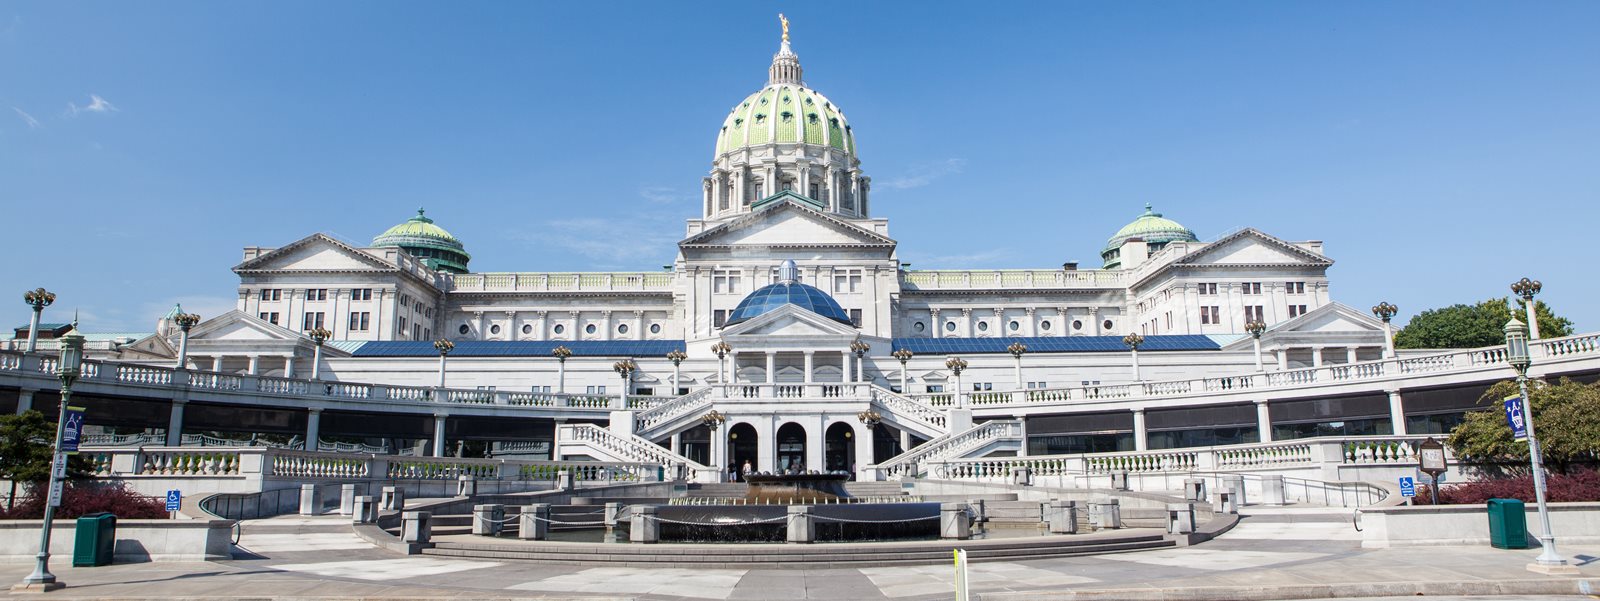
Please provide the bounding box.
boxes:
[422,532,1174,568]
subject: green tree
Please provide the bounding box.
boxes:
[0,410,95,509]
[1447,378,1600,475]
[1396,297,1574,349]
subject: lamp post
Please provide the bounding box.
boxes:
[16,322,82,592]
[849,338,870,383]
[612,359,637,409]
[1505,318,1570,572]
[701,411,726,478]
[856,410,881,429]
[552,346,572,393]
[173,312,201,370]
[892,348,913,393]
[433,339,454,388]
[1007,342,1028,390]
[1511,278,1543,340]
[666,349,687,395]
[1372,302,1398,359]
[21,288,54,354]
[1123,332,1144,382]
[944,356,968,408]
[1245,320,1267,372]
[307,327,332,380]
[711,341,732,385]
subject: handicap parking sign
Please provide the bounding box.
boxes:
[165,490,182,511]
[1398,476,1416,498]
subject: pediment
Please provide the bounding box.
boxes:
[188,310,303,342]
[681,201,895,248]
[919,370,949,381]
[235,233,396,273]
[1177,229,1331,267]
[720,304,860,339]
[1275,303,1383,333]
[121,334,177,359]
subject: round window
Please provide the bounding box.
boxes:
[553,324,565,334]
[618,324,629,334]
[977,321,989,332]
[585,324,597,335]
[1102,319,1114,331]
[489,324,501,335]
[649,323,661,334]
[458,324,470,335]
[914,321,925,332]
[1072,320,1083,331]
[1041,320,1052,331]
[1008,320,1020,331]
[944,321,956,332]
[521,324,533,335]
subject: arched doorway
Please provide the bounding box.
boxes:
[824,422,855,474]
[776,422,807,474]
[728,422,758,480]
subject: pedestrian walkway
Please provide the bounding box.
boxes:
[0,510,1592,600]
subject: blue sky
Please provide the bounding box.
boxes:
[3,2,1598,333]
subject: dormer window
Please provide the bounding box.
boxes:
[754,113,767,124]
[780,111,793,122]
[807,113,819,124]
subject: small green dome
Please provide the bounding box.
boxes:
[1102,204,1197,268]
[372,208,471,274]
[715,84,856,159]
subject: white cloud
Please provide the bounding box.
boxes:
[11,107,38,128]
[880,158,967,190]
[638,186,692,205]
[67,94,117,117]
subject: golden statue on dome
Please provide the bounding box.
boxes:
[780,13,789,43]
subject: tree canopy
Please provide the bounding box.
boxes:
[1395,297,1573,349]
[1448,378,1600,475]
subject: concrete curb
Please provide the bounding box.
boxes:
[980,577,1597,600]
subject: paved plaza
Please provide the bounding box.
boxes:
[0,510,1594,600]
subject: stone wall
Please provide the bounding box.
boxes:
[1360,502,1600,548]
[0,519,233,562]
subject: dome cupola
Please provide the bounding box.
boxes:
[724,259,854,327]
[372,208,472,274]
[1101,204,1198,269]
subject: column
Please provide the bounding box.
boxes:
[1311,346,1324,367]
[167,401,186,447]
[506,311,519,341]
[1089,307,1101,335]
[1346,347,1358,364]
[306,408,322,452]
[670,432,681,454]
[1277,348,1289,370]
[432,414,448,458]
[803,351,815,384]
[210,356,222,372]
[247,356,260,376]
[805,416,824,475]
[765,352,776,386]
[284,356,296,379]
[1131,409,1147,452]
[843,352,853,383]
[853,422,874,477]
[15,390,33,415]
[899,429,912,454]
[758,417,777,473]
[930,309,942,339]
[1387,390,1407,436]
[1256,400,1273,443]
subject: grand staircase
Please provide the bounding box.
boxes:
[871,419,1024,480]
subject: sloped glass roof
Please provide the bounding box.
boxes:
[725,282,853,327]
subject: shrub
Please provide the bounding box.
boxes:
[0,482,168,519]
[1413,469,1600,505]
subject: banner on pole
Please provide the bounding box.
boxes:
[1503,395,1528,441]
[60,406,86,454]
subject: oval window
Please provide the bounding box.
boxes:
[489,324,501,335]
[585,324,597,335]
[553,324,565,334]
[1102,319,1114,331]
[649,323,661,334]
[944,321,956,332]
[1008,320,1020,331]
[521,324,533,335]
[977,321,989,332]
[458,324,470,335]
[1072,320,1083,331]
[618,324,629,334]
[913,321,925,332]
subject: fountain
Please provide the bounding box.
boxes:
[654,473,941,542]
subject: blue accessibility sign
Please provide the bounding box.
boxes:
[165,490,182,512]
[1504,395,1528,441]
[1398,476,1416,498]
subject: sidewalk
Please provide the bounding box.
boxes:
[0,512,1591,600]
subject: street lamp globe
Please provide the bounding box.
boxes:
[892,348,913,364]
[308,327,332,346]
[1504,318,1531,375]
[944,356,967,375]
[57,324,84,382]
[1371,302,1398,323]
[666,349,687,365]
[850,338,871,357]
[710,341,732,359]
[1007,342,1028,357]
[1122,332,1144,350]
[1245,320,1267,339]
[174,312,202,332]
[433,339,455,356]
[1511,278,1542,301]
[23,288,55,311]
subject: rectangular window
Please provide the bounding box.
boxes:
[423,328,430,340]
[1287,281,1305,295]
[349,312,370,331]
[1288,304,1308,318]
[587,385,609,394]
[833,269,863,294]
[352,288,372,301]
[305,289,327,301]
[1244,282,1262,295]
[258,312,280,325]
[413,324,421,339]
[399,316,407,334]
[713,270,743,294]
[925,384,945,393]
[849,309,862,327]
[260,289,282,301]
[713,310,727,328]
[1197,283,1218,295]
[303,312,325,330]
[1244,306,1264,322]
[1201,306,1221,325]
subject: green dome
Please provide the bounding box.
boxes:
[372,208,471,274]
[715,84,856,158]
[1102,204,1197,268]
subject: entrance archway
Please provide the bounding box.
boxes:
[728,422,758,480]
[824,422,855,473]
[776,422,807,474]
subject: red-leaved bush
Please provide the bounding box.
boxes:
[1414,469,1600,505]
[0,482,168,519]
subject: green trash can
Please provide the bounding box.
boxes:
[1486,498,1529,549]
[72,513,117,567]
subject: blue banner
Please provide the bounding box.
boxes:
[60,406,86,454]
[1504,395,1528,441]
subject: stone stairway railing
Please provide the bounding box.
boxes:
[632,387,715,439]
[866,385,949,440]
[871,419,1023,480]
[555,423,717,482]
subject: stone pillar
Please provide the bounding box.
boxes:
[853,422,873,479]
[630,505,659,543]
[457,475,477,497]
[1167,502,1197,534]
[1311,346,1324,367]
[1183,478,1206,502]
[305,408,322,452]
[1220,474,1246,506]
[786,505,815,543]
[670,432,681,454]
[940,503,971,540]
[1261,475,1286,506]
[1277,348,1289,370]
[247,355,260,375]
[381,486,406,511]
[1131,409,1147,451]
[15,390,32,415]
[352,495,377,524]
[758,416,777,474]
[1011,466,1032,486]
[604,502,622,528]
[1046,500,1078,534]
[803,351,814,384]
[1346,347,1358,364]
[339,483,360,515]
[557,359,566,393]
[1111,470,1130,491]
[1088,499,1121,530]
[432,414,448,458]
[299,483,320,515]
[401,511,432,544]
[1214,490,1239,515]
[166,401,186,447]
[1256,400,1273,443]
[1388,390,1407,436]
[283,356,296,379]
[520,504,550,540]
[472,504,505,536]
[765,352,776,386]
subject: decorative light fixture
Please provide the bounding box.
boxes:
[1504,317,1569,572]
[433,339,455,355]
[1007,342,1028,358]
[1244,320,1267,339]
[1122,332,1144,350]
[21,288,55,355]
[700,410,726,431]
[17,320,82,591]
[1370,302,1398,323]
[944,356,967,375]
[856,410,882,428]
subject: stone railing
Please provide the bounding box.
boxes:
[555,423,712,475]
[900,269,1124,290]
[446,271,674,293]
[634,387,715,437]
[899,332,1600,411]
[715,382,868,400]
[873,420,1023,480]
[867,385,948,433]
